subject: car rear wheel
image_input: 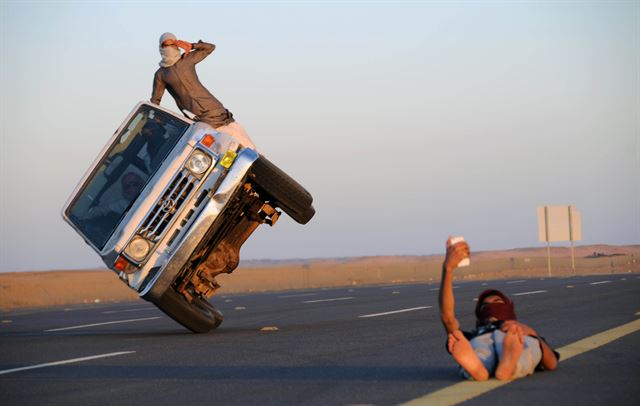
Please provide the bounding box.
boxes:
[250,155,315,224]
[152,288,223,333]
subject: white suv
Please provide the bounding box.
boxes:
[62,102,315,332]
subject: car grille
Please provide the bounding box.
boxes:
[139,169,198,242]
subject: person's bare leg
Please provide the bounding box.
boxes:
[495,324,524,380]
[448,330,489,381]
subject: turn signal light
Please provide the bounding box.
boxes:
[114,256,129,271]
[201,134,215,148]
[220,150,237,169]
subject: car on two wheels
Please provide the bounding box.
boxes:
[62,102,314,332]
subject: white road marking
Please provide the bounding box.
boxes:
[430,286,458,291]
[506,280,526,284]
[512,290,548,296]
[303,297,354,304]
[590,280,612,285]
[402,319,640,406]
[359,306,432,318]
[278,293,319,298]
[0,351,136,376]
[44,317,162,332]
[102,307,156,314]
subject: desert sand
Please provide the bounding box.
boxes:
[1,244,638,312]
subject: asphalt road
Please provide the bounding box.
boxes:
[1,273,639,405]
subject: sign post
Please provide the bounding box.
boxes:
[537,205,582,276]
[568,205,576,272]
[544,206,551,276]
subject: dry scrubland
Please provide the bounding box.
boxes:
[1,245,638,312]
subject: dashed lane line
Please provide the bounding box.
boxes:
[512,290,548,296]
[506,280,526,284]
[359,306,432,318]
[401,318,640,406]
[44,317,162,332]
[590,280,612,285]
[278,293,319,299]
[102,307,156,314]
[0,351,136,376]
[303,297,354,304]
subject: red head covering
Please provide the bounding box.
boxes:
[475,289,517,325]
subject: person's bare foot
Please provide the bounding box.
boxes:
[448,330,489,381]
[495,324,524,380]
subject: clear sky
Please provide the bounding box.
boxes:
[1,1,638,272]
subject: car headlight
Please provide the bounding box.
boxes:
[186,150,212,175]
[124,236,151,262]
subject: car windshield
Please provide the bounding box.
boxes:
[66,105,189,250]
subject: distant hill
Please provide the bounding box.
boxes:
[2,244,638,311]
[239,244,639,268]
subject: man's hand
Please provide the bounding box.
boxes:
[444,238,470,272]
[501,320,537,337]
[439,237,466,334]
[175,40,193,53]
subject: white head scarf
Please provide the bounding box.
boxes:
[158,32,180,68]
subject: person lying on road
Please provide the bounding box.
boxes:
[438,238,559,380]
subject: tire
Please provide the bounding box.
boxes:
[288,204,316,225]
[152,288,223,333]
[250,155,315,224]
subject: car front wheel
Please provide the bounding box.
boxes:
[152,288,223,333]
